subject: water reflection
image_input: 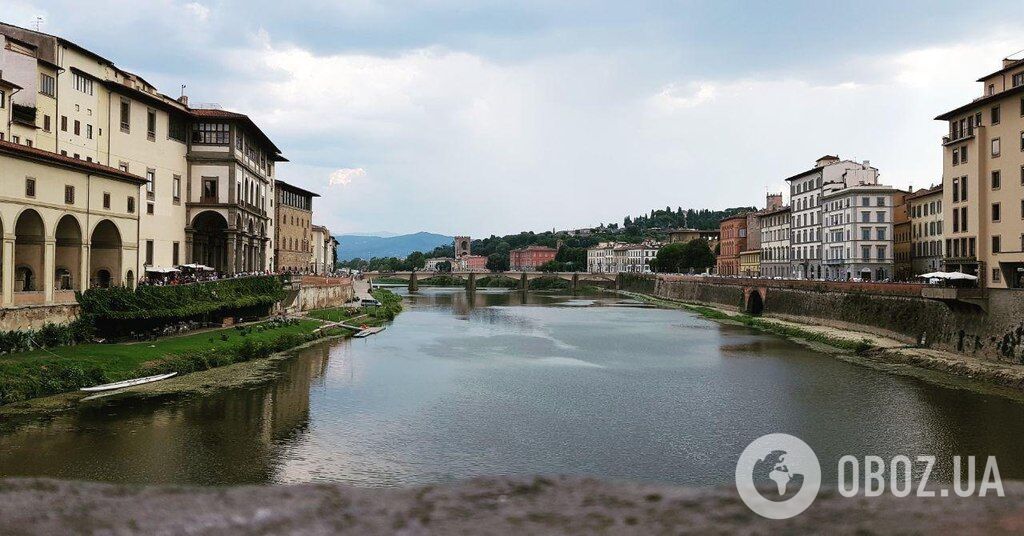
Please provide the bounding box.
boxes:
[1,287,1024,488]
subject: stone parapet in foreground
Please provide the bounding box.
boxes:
[1,476,1022,535]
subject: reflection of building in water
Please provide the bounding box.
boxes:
[0,341,334,486]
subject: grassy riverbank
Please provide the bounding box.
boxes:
[620,291,874,354]
[0,289,406,407]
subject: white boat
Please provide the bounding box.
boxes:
[80,372,178,392]
[353,326,386,338]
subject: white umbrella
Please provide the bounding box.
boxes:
[945,271,978,281]
[918,272,947,279]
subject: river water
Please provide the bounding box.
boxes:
[1,288,1023,487]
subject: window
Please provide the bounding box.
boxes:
[952,177,960,202]
[60,115,67,131]
[993,268,1002,283]
[120,99,131,133]
[993,235,1001,254]
[25,178,35,197]
[146,169,155,197]
[39,73,55,97]
[861,246,871,260]
[876,245,886,260]
[103,192,111,209]
[993,170,1001,189]
[961,207,968,232]
[146,203,154,215]
[1015,72,1024,88]
[192,122,229,144]
[202,177,218,200]
[64,185,74,204]
[86,124,93,139]
[961,176,968,202]
[127,196,136,213]
[876,197,885,207]
[173,175,181,201]
[74,119,80,135]
[43,115,51,132]
[0,89,4,108]
[72,73,93,95]
[993,202,1001,222]
[960,145,967,163]
[953,149,960,166]
[119,162,129,173]
[992,137,1001,157]
[876,211,885,222]
[146,109,156,140]
[172,242,180,265]
[992,105,1001,125]
[877,228,887,240]
[145,241,154,265]
[861,228,870,240]
[168,115,187,142]
[988,84,995,96]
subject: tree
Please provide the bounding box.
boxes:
[537,260,561,272]
[405,251,426,270]
[436,260,452,273]
[653,243,687,273]
[653,239,715,274]
[486,253,509,272]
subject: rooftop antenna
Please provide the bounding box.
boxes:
[180,84,186,98]
[31,16,43,31]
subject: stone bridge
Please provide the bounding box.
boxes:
[366,270,621,291]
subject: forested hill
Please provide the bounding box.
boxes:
[620,206,756,233]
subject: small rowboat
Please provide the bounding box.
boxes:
[353,326,386,338]
[80,372,178,392]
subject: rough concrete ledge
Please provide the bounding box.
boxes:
[1,477,1023,535]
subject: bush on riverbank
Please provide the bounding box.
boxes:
[0,320,94,355]
[369,289,403,321]
[477,276,519,288]
[77,276,286,338]
[528,276,570,290]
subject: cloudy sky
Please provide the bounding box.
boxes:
[6,1,1022,236]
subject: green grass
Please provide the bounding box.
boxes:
[0,319,326,406]
[621,291,874,354]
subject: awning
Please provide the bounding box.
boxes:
[145,266,180,274]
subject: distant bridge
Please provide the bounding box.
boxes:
[365,270,623,291]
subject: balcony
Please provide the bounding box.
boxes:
[11,104,37,126]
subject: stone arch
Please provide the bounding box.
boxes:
[90,219,123,288]
[744,288,765,316]
[192,210,229,272]
[14,209,45,293]
[54,214,83,291]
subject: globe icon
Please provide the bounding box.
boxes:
[751,449,805,501]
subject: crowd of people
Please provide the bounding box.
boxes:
[137,266,344,287]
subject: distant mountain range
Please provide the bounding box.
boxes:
[335,232,453,261]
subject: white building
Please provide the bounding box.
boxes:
[785,155,879,279]
[587,242,659,273]
[821,184,906,281]
[759,205,791,278]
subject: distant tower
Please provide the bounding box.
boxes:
[765,192,783,210]
[454,236,471,257]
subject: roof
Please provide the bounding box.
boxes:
[935,84,1024,120]
[512,245,557,252]
[976,58,1024,82]
[784,165,822,182]
[275,180,321,198]
[191,108,286,159]
[0,139,147,185]
[0,77,22,90]
[101,78,187,116]
[720,213,749,223]
[757,205,791,217]
[905,184,943,201]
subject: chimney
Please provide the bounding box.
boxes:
[177,95,189,106]
[862,160,870,167]
[1004,58,1018,68]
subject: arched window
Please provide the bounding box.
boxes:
[15,266,35,292]
[55,267,73,290]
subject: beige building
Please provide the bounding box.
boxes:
[759,205,791,278]
[586,241,659,273]
[274,181,318,273]
[0,22,287,282]
[311,225,337,275]
[935,54,1024,288]
[0,139,143,310]
[906,185,944,276]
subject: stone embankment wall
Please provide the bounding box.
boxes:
[652,275,1024,363]
[290,276,355,312]
[0,304,79,331]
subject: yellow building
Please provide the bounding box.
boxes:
[0,139,143,327]
[739,250,761,277]
[936,54,1024,288]
[0,21,286,282]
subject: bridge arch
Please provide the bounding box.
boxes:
[743,287,765,316]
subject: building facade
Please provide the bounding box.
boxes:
[821,185,904,281]
[311,225,335,275]
[0,139,144,309]
[586,242,659,273]
[509,245,556,271]
[785,156,880,279]
[935,55,1024,288]
[906,185,944,276]
[894,196,912,281]
[274,181,319,273]
[0,22,289,283]
[716,214,747,276]
[759,205,791,278]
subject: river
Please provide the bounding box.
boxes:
[1,287,1023,487]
